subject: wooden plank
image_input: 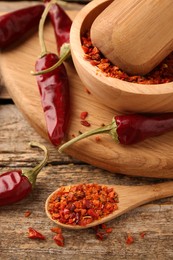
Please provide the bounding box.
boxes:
[0,105,173,260]
[1,105,173,260]
[1,2,173,259]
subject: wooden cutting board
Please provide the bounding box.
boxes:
[1,10,173,179]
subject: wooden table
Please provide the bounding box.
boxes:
[1,2,173,259]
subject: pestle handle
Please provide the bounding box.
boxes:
[90,0,173,75]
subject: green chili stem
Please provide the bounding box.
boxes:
[38,1,55,56]
[58,121,117,153]
[23,142,49,188]
[31,43,71,76]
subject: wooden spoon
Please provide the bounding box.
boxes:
[45,181,173,229]
[90,0,173,75]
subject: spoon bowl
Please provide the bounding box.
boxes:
[70,0,173,113]
[45,181,173,230]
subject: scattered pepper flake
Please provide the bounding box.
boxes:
[50,227,62,234]
[28,227,46,240]
[80,111,88,120]
[106,227,113,233]
[53,233,64,247]
[81,120,91,127]
[96,231,108,241]
[126,234,134,245]
[140,232,146,239]
[24,210,31,217]
[95,136,101,142]
[92,224,113,240]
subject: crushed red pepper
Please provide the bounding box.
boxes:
[81,32,173,84]
[81,120,91,127]
[24,210,31,217]
[95,136,101,142]
[80,111,88,120]
[28,227,46,240]
[126,234,134,245]
[92,223,113,240]
[53,233,64,247]
[140,232,146,239]
[50,227,62,234]
[47,183,119,226]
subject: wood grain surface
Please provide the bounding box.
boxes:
[1,6,173,178]
[1,2,173,260]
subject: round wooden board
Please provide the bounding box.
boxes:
[1,10,173,179]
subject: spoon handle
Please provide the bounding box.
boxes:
[120,181,173,207]
[148,181,173,200]
[116,181,173,213]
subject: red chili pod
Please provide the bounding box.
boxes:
[44,0,72,55]
[34,0,71,76]
[31,2,70,146]
[0,5,45,49]
[35,53,70,146]
[58,113,173,152]
[0,142,48,207]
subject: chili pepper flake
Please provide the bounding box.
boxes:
[80,111,88,120]
[126,234,134,245]
[92,223,113,240]
[82,32,173,84]
[50,227,62,234]
[96,231,108,241]
[24,210,31,217]
[47,183,119,226]
[95,136,101,142]
[81,120,91,127]
[140,232,146,239]
[53,233,64,247]
[28,227,46,240]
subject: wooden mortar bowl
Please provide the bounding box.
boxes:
[70,0,173,114]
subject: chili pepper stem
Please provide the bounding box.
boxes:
[23,142,49,188]
[58,119,118,153]
[30,0,71,76]
[31,43,70,76]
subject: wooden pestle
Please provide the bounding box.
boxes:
[90,0,173,75]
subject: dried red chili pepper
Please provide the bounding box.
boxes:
[28,227,46,240]
[0,142,48,206]
[33,0,71,75]
[44,0,72,56]
[31,4,70,146]
[58,113,173,151]
[47,183,118,226]
[0,5,45,49]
